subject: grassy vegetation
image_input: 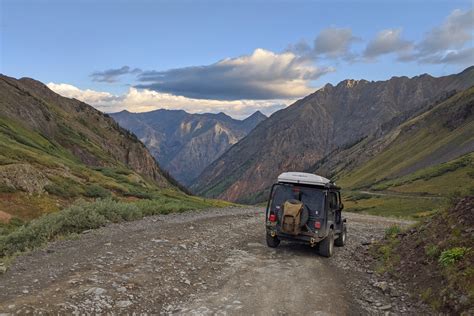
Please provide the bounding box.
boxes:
[344,191,372,201]
[342,192,444,218]
[370,153,474,196]
[0,189,234,259]
[438,247,471,267]
[372,226,402,274]
[371,196,474,313]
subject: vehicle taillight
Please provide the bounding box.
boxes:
[314,221,321,229]
[269,213,277,222]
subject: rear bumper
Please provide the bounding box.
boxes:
[266,226,323,244]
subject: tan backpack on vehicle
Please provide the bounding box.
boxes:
[281,200,304,235]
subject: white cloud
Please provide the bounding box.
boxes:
[313,27,359,59]
[418,9,473,55]
[286,28,360,60]
[364,29,413,59]
[360,8,474,65]
[419,47,474,65]
[90,66,142,83]
[136,48,334,100]
[46,83,117,103]
[47,82,292,119]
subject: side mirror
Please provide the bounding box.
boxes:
[340,203,344,210]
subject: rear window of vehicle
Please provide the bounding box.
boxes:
[269,184,325,215]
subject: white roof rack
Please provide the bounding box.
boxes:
[277,172,331,186]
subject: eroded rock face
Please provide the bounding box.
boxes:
[0,164,50,194]
[111,110,267,185]
[193,67,474,202]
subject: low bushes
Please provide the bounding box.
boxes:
[84,184,111,198]
[0,193,234,258]
[438,247,471,267]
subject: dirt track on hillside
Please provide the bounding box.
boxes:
[0,207,430,315]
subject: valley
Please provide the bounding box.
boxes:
[0,67,472,314]
[2,2,473,314]
[111,109,266,185]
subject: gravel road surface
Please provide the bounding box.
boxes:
[0,207,430,315]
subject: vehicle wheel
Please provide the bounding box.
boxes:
[266,233,280,248]
[319,229,334,257]
[335,224,347,247]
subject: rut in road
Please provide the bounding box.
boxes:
[0,207,426,315]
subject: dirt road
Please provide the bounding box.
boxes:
[0,207,429,315]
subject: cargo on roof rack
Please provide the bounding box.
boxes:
[277,172,340,189]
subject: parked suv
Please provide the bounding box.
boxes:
[265,172,346,257]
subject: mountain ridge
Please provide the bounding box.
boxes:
[192,66,474,203]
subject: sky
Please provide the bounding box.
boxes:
[1,0,473,119]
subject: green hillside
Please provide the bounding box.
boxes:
[0,115,148,219]
[0,75,230,223]
[336,88,474,218]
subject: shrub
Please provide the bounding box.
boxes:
[84,184,111,198]
[425,244,440,258]
[44,177,84,198]
[447,191,463,205]
[0,184,16,193]
[385,225,402,237]
[0,193,232,258]
[123,188,154,199]
[345,192,372,201]
[44,184,76,198]
[438,247,470,267]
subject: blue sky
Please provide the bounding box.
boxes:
[1,0,473,118]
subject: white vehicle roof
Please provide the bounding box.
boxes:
[277,172,331,186]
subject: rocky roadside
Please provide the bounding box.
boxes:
[0,207,431,314]
[331,212,433,315]
[0,207,262,314]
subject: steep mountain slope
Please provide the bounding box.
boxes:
[314,87,473,218]
[111,109,266,185]
[0,75,176,219]
[193,67,474,203]
[314,87,474,192]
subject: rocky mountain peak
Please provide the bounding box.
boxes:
[111,108,266,185]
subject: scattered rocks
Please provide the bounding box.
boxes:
[374,281,389,293]
[116,287,127,293]
[329,213,431,315]
[115,300,133,308]
[86,287,107,296]
[379,304,392,310]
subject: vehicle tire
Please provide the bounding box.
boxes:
[266,233,280,248]
[335,224,347,247]
[319,229,334,257]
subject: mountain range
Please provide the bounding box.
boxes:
[192,66,474,203]
[111,109,266,185]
